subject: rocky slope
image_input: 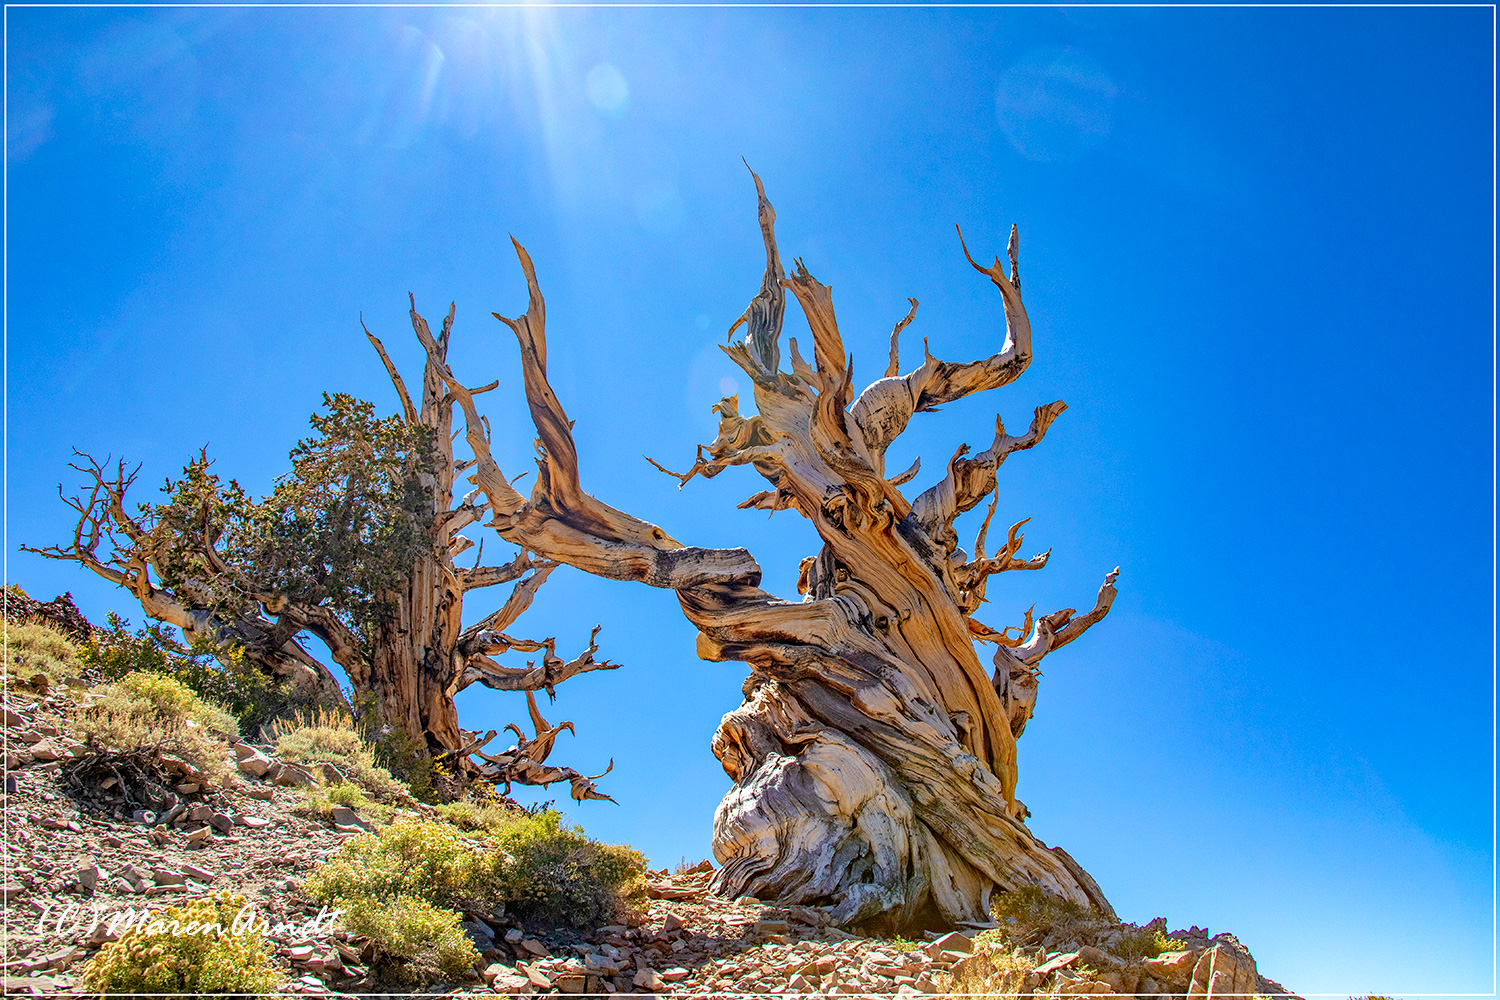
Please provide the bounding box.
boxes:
[1,605,1297,998]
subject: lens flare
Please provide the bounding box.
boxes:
[585,63,629,117]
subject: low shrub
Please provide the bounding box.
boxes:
[79,892,283,998]
[4,620,84,691]
[304,817,508,913]
[305,810,648,983]
[304,818,504,986]
[338,894,480,986]
[113,672,240,739]
[880,935,924,954]
[941,937,1039,999]
[433,796,524,832]
[295,781,394,826]
[992,884,1090,926]
[269,708,403,800]
[488,809,648,928]
[367,721,447,803]
[79,613,292,733]
[1109,924,1188,962]
[73,671,239,782]
[986,885,1197,977]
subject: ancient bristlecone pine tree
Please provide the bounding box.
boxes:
[420,174,1120,930]
[27,315,619,802]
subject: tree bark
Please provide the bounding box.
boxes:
[366,301,619,769]
[419,174,1122,930]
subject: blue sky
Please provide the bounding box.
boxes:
[5,6,1493,994]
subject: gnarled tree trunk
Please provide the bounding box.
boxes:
[417,173,1122,931]
[360,301,619,800]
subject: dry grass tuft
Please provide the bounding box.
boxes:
[72,671,238,782]
[268,707,404,800]
[5,620,85,691]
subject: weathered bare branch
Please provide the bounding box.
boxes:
[738,487,800,515]
[457,548,551,594]
[1013,568,1120,665]
[951,501,1053,614]
[913,401,1068,553]
[401,244,764,594]
[363,317,419,425]
[989,568,1117,749]
[968,606,1034,649]
[848,226,1034,475]
[782,259,849,393]
[886,456,921,487]
[725,163,786,381]
[410,298,457,429]
[646,396,787,491]
[885,297,919,378]
[468,689,616,802]
[458,624,618,697]
[437,487,488,537]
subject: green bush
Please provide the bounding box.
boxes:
[1109,925,1188,961]
[307,809,647,930]
[114,672,239,739]
[433,796,524,831]
[80,613,294,734]
[367,720,443,803]
[338,894,480,986]
[992,884,1089,925]
[488,809,648,928]
[74,671,239,782]
[79,893,283,998]
[295,781,394,826]
[5,620,83,690]
[304,818,503,986]
[269,708,404,800]
[304,817,508,913]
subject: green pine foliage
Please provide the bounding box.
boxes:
[252,393,439,635]
[143,395,438,642]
